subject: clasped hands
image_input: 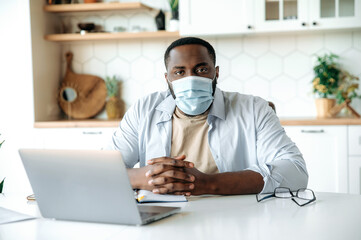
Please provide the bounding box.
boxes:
[144,155,209,196]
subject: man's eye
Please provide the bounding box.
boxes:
[175,70,184,75]
[196,67,208,73]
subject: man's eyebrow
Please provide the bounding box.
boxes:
[172,66,185,69]
[171,62,210,69]
[194,62,209,68]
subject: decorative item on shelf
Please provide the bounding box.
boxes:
[113,26,127,32]
[78,22,95,33]
[168,0,179,31]
[47,0,62,4]
[47,0,72,4]
[312,53,340,118]
[58,52,107,119]
[155,10,166,30]
[0,134,5,194]
[328,70,361,118]
[83,0,97,3]
[105,76,125,120]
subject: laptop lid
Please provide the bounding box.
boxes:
[19,149,145,225]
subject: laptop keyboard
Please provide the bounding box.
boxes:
[140,211,160,219]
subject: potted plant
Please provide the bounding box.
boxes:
[0,134,4,193]
[168,0,179,31]
[105,76,124,120]
[312,53,341,118]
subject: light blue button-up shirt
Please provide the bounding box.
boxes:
[108,88,308,193]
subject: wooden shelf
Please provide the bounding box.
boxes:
[34,119,120,128]
[44,31,180,42]
[43,2,152,13]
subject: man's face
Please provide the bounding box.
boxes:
[165,44,219,83]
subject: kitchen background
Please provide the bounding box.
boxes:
[62,28,361,118]
[1,0,361,195]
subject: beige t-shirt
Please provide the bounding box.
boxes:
[170,107,219,174]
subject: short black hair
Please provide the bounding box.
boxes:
[164,37,216,68]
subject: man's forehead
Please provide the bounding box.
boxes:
[168,44,212,66]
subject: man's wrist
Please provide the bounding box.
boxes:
[127,167,148,190]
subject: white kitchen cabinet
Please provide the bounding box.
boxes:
[349,156,361,194]
[284,126,348,193]
[348,126,361,194]
[309,0,361,30]
[180,0,361,36]
[255,0,310,32]
[255,0,361,32]
[348,126,361,156]
[35,128,117,150]
[179,0,254,36]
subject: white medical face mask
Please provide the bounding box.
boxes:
[169,75,215,115]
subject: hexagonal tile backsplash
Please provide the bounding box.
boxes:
[62,29,361,118]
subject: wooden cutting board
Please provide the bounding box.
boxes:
[58,52,107,119]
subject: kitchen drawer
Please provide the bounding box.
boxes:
[348,126,361,156]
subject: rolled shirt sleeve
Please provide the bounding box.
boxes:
[104,100,140,168]
[248,97,308,193]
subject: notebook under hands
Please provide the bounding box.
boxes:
[19,149,180,225]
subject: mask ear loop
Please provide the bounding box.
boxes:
[166,78,176,99]
[212,70,218,96]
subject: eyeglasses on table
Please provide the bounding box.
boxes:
[256,187,316,207]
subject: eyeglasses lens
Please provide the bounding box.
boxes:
[296,189,314,200]
[275,188,292,198]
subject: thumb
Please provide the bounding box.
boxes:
[174,155,186,160]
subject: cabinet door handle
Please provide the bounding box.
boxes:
[312,21,318,26]
[301,22,307,26]
[82,131,102,135]
[301,130,324,133]
[247,25,253,29]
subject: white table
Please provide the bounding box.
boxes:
[1,192,361,240]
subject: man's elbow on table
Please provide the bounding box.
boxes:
[269,159,309,191]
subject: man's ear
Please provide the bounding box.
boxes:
[215,66,219,80]
[164,72,168,83]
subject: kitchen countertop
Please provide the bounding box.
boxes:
[33,117,361,128]
[280,117,361,126]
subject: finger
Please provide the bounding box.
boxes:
[145,164,172,177]
[158,170,195,182]
[145,163,193,177]
[152,182,194,194]
[174,155,186,160]
[147,157,194,168]
[174,192,191,196]
[148,172,194,186]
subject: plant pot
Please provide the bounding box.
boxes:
[169,19,179,32]
[106,97,124,120]
[315,98,336,118]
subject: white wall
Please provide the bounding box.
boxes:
[0,0,34,194]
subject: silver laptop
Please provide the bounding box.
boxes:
[19,149,180,225]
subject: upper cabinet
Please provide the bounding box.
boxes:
[255,0,309,32]
[309,0,361,29]
[179,0,254,36]
[180,0,361,36]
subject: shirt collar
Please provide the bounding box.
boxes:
[209,88,226,120]
[155,90,176,117]
[155,88,225,120]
